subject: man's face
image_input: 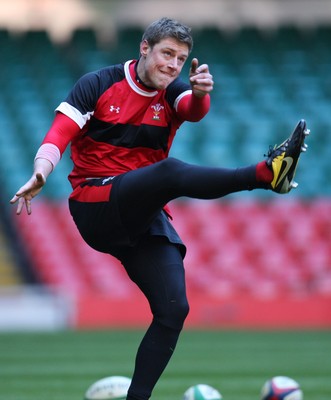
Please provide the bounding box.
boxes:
[138,38,189,90]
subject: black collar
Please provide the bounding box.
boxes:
[134,59,156,90]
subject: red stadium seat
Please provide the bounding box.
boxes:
[12,199,331,299]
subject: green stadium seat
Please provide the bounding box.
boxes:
[112,26,144,62]
[0,25,330,199]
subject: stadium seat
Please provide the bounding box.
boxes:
[1,25,330,198]
[2,25,331,299]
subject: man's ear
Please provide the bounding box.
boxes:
[140,40,149,57]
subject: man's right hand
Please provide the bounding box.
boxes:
[10,172,46,215]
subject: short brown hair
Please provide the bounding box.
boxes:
[142,17,193,53]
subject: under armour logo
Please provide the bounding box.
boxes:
[110,105,120,113]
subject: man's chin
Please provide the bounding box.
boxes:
[155,80,173,90]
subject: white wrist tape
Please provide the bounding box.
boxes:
[34,143,61,170]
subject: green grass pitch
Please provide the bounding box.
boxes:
[1,329,330,400]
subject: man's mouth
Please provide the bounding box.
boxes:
[160,70,175,78]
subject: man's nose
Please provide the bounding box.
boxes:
[168,57,178,69]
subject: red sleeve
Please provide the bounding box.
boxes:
[42,112,81,154]
[176,93,210,122]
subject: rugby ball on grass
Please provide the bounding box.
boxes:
[260,376,303,400]
[84,375,131,400]
[183,384,222,400]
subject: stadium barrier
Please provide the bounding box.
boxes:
[74,291,331,329]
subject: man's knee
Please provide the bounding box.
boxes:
[158,157,186,177]
[156,297,190,330]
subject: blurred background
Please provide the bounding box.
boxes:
[0,0,331,331]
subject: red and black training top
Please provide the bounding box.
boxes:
[43,59,210,201]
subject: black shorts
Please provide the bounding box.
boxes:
[68,175,186,258]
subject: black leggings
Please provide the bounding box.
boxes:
[117,157,262,239]
[116,236,188,400]
[69,157,266,400]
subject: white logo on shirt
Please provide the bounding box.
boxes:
[102,176,115,185]
[110,105,120,113]
[151,103,164,120]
